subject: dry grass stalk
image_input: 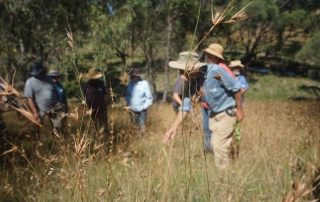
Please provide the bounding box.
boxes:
[119,68,132,84]
[193,0,251,52]
[69,107,79,121]
[10,104,42,127]
[109,83,115,154]
[74,135,91,159]
[1,145,19,156]
[0,77,21,97]
[282,174,320,202]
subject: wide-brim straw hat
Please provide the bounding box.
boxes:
[204,43,224,60]
[84,68,103,79]
[229,60,244,68]
[169,51,207,70]
[48,70,61,77]
[31,62,47,76]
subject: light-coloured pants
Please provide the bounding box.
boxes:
[209,110,236,169]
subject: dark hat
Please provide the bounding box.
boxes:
[48,70,61,77]
[31,62,47,76]
[129,68,141,77]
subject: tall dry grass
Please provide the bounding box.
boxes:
[0,100,319,201]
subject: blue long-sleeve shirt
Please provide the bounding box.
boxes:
[125,79,153,112]
[237,74,249,104]
[203,64,241,113]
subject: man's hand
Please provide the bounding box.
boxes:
[236,109,244,122]
[163,127,177,143]
[33,112,40,123]
[123,106,131,111]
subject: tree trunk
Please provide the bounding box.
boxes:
[115,47,127,74]
[143,43,158,102]
[162,10,172,104]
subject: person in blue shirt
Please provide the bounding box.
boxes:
[48,70,69,134]
[229,60,249,104]
[125,68,153,137]
[163,43,245,169]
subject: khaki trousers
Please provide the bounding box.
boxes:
[209,110,236,169]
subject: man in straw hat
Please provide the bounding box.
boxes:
[164,45,235,151]
[202,43,245,169]
[163,43,244,169]
[48,70,69,134]
[125,68,153,137]
[24,62,60,138]
[82,68,110,137]
[168,51,206,113]
[229,60,249,104]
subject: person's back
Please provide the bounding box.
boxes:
[24,76,58,112]
[82,80,107,116]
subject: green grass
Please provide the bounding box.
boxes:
[245,74,320,100]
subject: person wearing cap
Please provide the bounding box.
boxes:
[125,68,153,137]
[203,43,244,169]
[229,60,249,104]
[24,62,60,138]
[82,68,110,137]
[48,70,69,134]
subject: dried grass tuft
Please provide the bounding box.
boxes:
[282,175,319,202]
[0,77,21,97]
[10,104,42,127]
[119,68,132,84]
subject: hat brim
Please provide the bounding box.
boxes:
[31,66,47,76]
[169,61,207,70]
[130,74,141,77]
[204,49,224,60]
[48,73,61,77]
[84,72,103,79]
[229,64,244,68]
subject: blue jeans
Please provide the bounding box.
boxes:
[202,106,213,151]
[130,110,147,136]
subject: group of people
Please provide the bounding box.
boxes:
[164,43,249,169]
[0,43,247,170]
[0,62,153,139]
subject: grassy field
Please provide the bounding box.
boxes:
[0,74,320,201]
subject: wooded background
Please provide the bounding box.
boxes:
[0,0,319,102]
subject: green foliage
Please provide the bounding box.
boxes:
[296,33,320,65]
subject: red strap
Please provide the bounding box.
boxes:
[201,101,210,109]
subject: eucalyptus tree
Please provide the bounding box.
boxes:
[225,0,319,67]
[158,0,201,103]
[0,0,91,82]
[296,33,320,65]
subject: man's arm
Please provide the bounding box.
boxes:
[163,110,189,143]
[172,93,182,106]
[163,97,192,143]
[143,81,153,108]
[27,98,40,122]
[234,90,244,121]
